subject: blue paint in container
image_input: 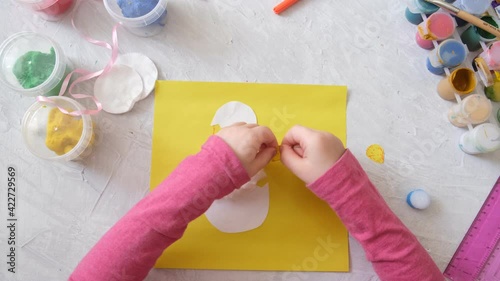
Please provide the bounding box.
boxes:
[438,39,467,67]
[426,57,445,75]
[104,0,168,37]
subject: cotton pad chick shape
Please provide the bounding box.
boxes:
[205,101,270,233]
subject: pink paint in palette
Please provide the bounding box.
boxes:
[416,12,455,49]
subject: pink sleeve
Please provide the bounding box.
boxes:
[308,150,444,281]
[69,136,250,281]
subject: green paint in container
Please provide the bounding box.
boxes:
[0,32,69,97]
[477,16,499,40]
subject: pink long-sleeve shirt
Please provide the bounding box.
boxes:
[69,136,444,281]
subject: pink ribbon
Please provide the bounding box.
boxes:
[36,18,121,116]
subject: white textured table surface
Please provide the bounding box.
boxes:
[1,0,500,280]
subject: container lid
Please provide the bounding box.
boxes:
[22,96,93,161]
[473,123,500,152]
[414,0,439,14]
[438,39,467,67]
[103,0,167,27]
[0,32,66,97]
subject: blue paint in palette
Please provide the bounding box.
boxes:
[438,39,467,67]
[426,58,445,75]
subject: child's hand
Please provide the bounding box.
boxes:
[217,123,278,177]
[280,125,345,184]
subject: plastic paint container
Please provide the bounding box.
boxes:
[438,39,467,67]
[15,0,74,21]
[474,57,494,87]
[426,57,445,75]
[414,0,439,14]
[455,0,491,16]
[405,0,439,25]
[416,12,455,49]
[459,123,500,154]
[22,96,94,161]
[103,0,168,37]
[416,32,435,50]
[417,12,455,41]
[448,94,492,127]
[485,79,500,102]
[427,39,467,75]
[479,41,500,71]
[0,32,69,97]
[405,8,425,25]
[461,16,499,51]
[437,67,477,100]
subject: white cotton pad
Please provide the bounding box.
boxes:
[205,170,269,233]
[406,189,431,210]
[94,64,143,114]
[211,101,257,127]
[115,53,158,100]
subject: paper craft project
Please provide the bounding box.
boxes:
[151,81,348,272]
[206,102,269,233]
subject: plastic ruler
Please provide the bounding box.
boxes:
[444,177,500,281]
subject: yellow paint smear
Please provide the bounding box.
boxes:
[366,144,384,164]
[45,108,83,155]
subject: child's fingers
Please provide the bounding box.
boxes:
[251,147,277,175]
[292,145,304,157]
[280,144,306,178]
[254,126,278,148]
[281,125,312,148]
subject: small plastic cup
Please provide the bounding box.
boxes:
[0,32,69,97]
[437,67,477,100]
[461,16,499,51]
[414,0,439,14]
[405,8,425,25]
[405,0,438,25]
[479,41,500,71]
[22,96,94,161]
[15,0,75,21]
[485,81,500,102]
[416,12,455,50]
[103,0,168,37]
[474,57,494,87]
[427,39,467,75]
[455,0,491,16]
[459,123,500,154]
[448,94,492,127]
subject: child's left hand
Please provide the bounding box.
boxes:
[217,123,278,177]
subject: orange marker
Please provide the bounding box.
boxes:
[273,0,300,14]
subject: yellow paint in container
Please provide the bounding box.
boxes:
[45,108,84,155]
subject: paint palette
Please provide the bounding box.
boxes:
[405,1,500,155]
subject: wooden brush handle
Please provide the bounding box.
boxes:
[457,10,500,39]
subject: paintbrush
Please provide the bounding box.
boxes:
[424,0,500,39]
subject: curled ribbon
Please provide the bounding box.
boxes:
[36,15,120,116]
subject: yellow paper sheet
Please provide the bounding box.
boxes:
[151,81,349,272]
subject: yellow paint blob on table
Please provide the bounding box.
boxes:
[366,144,385,164]
[45,108,83,155]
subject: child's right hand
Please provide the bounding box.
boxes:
[280,125,346,185]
